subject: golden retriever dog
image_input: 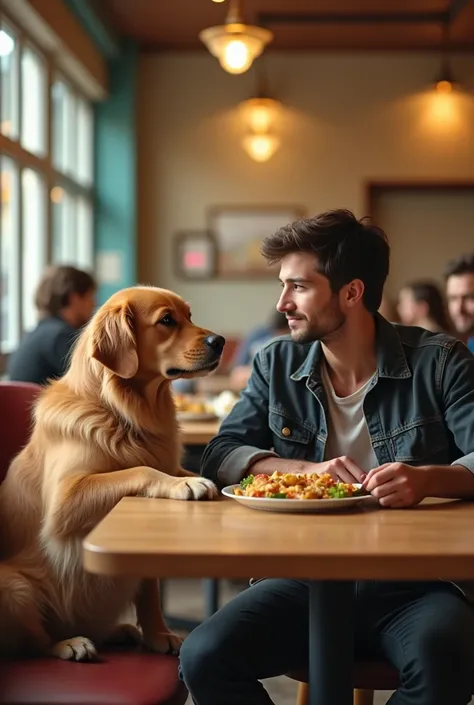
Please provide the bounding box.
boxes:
[0,286,223,661]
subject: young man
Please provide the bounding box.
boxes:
[445,253,474,354]
[180,209,474,705]
[8,265,96,386]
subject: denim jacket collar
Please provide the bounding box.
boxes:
[290,314,412,383]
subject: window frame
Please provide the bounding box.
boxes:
[0,9,95,364]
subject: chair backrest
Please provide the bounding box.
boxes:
[0,381,42,484]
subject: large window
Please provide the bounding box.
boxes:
[0,14,94,356]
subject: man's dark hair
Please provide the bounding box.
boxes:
[444,253,474,280]
[261,208,390,314]
[35,265,96,318]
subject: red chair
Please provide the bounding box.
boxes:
[0,381,187,705]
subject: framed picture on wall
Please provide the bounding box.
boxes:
[208,205,305,279]
[173,230,217,280]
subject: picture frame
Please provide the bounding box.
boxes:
[208,205,306,279]
[173,230,217,280]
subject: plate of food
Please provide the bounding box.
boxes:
[222,471,373,513]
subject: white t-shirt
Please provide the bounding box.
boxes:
[322,363,379,472]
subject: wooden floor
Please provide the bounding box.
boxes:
[164,578,395,705]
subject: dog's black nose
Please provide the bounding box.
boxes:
[204,335,225,356]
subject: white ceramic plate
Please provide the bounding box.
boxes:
[221,483,373,513]
[177,411,218,422]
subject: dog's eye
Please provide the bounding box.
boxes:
[159,314,176,327]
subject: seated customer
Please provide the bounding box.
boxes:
[229,310,288,390]
[397,280,452,334]
[180,209,474,705]
[8,265,96,386]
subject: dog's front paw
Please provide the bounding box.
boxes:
[106,623,143,647]
[50,637,98,662]
[143,632,182,656]
[171,477,218,501]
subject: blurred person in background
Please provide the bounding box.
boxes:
[378,294,398,322]
[7,265,96,386]
[397,280,452,334]
[445,254,474,354]
[229,310,289,390]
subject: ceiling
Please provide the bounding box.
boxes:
[93,0,474,52]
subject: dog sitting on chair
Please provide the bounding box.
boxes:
[0,286,223,661]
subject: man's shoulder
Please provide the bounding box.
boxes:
[256,335,313,365]
[392,322,458,352]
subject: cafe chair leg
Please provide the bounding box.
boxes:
[296,682,309,705]
[354,689,375,705]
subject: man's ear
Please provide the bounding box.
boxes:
[90,303,138,379]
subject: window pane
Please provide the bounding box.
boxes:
[52,80,76,175]
[21,46,46,156]
[0,157,20,352]
[52,187,76,264]
[0,25,19,140]
[22,168,46,332]
[76,196,94,268]
[77,98,94,185]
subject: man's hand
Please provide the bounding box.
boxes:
[315,456,365,484]
[248,455,365,483]
[362,462,428,508]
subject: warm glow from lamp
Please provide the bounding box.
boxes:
[200,0,273,75]
[436,79,453,94]
[239,97,282,133]
[222,38,252,73]
[242,134,279,162]
[200,25,272,74]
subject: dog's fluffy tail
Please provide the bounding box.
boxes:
[0,561,51,657]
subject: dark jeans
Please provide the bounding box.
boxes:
[179,578,474,705]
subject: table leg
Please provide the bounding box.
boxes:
[308,580,355,705]
[203,578,220,616]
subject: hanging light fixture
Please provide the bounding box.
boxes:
[239,61,282,162]
[434,20,458,93]
[200,0,273,75]
[242,134,280,162]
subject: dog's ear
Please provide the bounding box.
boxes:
[90,303,139,379]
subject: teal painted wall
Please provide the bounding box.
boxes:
[94,39,138,304]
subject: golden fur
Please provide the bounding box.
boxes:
[0,286,222,660]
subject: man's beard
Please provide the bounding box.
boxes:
[289,298,346,344]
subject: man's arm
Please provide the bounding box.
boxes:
[429,340,474,495]
[200,350,277,488]
[364,341,474,506]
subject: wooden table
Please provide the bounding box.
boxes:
[83,497,474,705]
[179,420,220,445]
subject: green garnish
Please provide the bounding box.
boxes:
[269,492,287,499]
[240,474,255,489]
[328,485,349,499]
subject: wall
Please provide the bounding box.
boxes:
[138,52,474,335]
[95,39,138,304]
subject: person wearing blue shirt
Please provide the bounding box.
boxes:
[445,253,474,354]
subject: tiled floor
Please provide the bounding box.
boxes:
[164,578,394,705]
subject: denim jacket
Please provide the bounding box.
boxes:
[201,315,474,598]
[201,315,474,489]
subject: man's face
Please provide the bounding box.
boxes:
[446,273,474,337]
[276,252,346,344]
